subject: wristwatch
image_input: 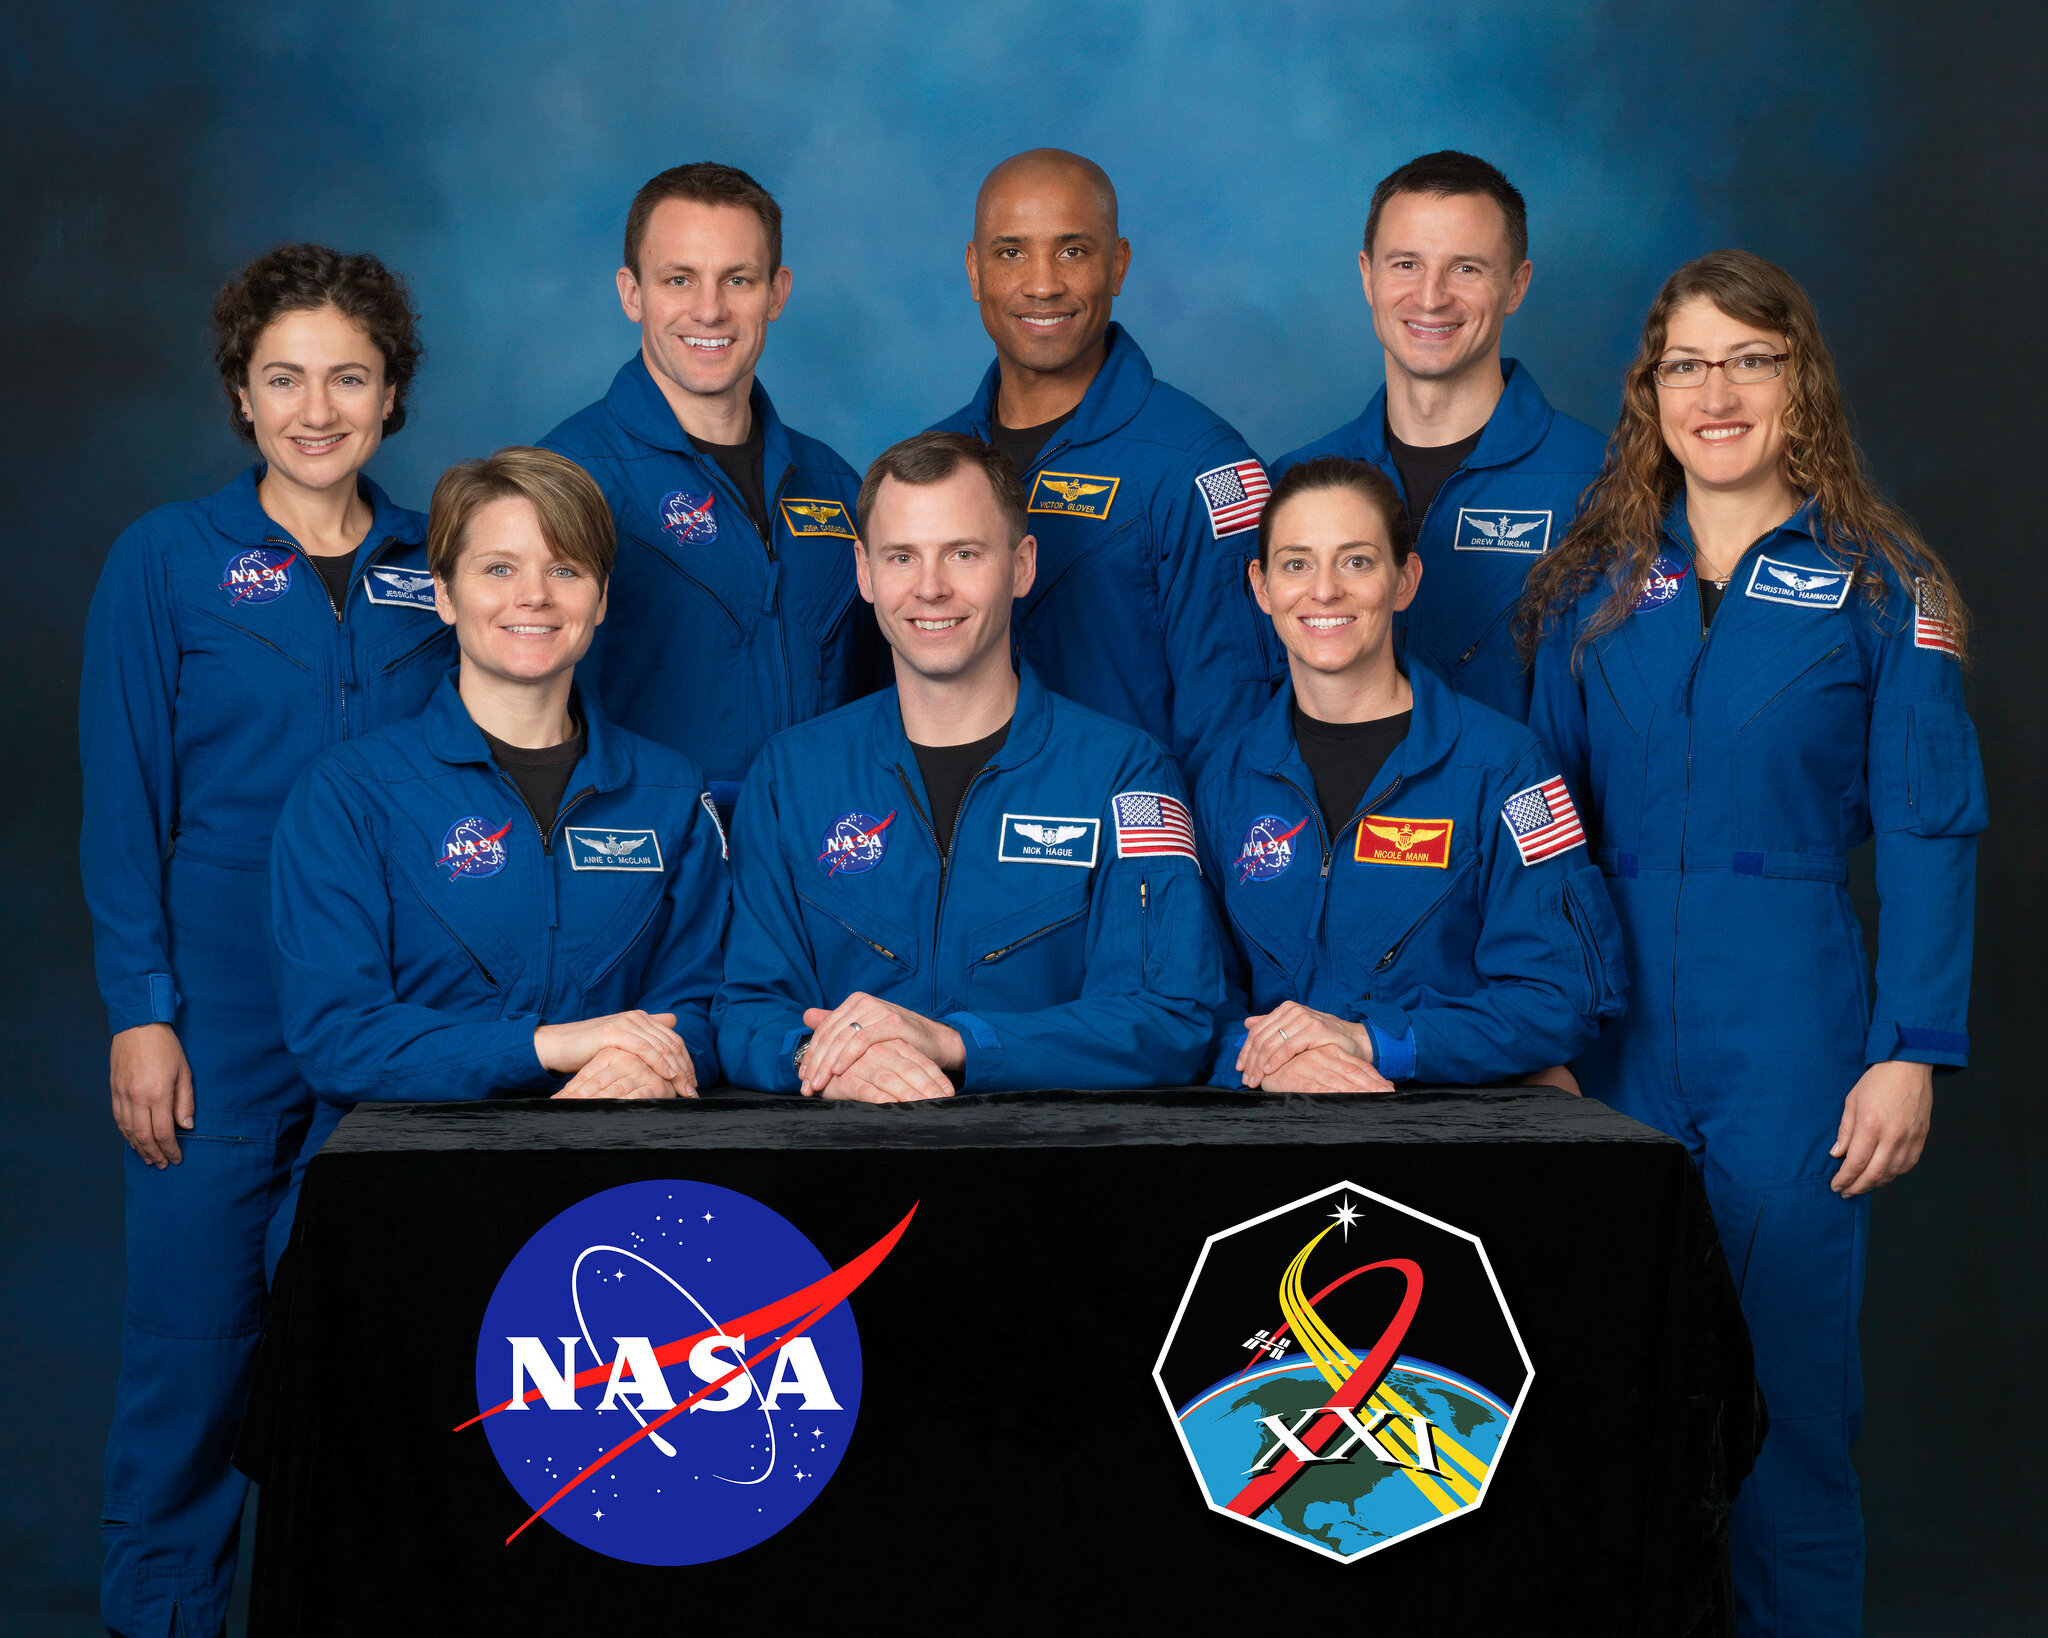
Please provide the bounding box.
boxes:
[792,1033,814,1078]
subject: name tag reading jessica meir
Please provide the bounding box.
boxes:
[565,827,664,872]
[998,813,1101,867]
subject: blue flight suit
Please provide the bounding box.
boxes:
[540,356,879,808]
[1197,661,1627,1084]
[271,673,729,1201]
[1529,503,1986,1636]
[1272,360,1604,722]
[929,324,1279,784]
[714,664,1225,1091]
[78,465,451,1637]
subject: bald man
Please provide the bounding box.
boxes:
[926,149,1278,783]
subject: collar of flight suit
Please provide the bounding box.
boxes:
[205,461,421,552]
[958,321,1153,453]
[601,350,797,495]
[863,659,1057,781]
[1237,654,1464,805]
[416,669,638,794]
[1660,490,1826,562]
[1344,357,1557,475]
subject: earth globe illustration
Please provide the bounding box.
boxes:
[1175,1354,1510,1557]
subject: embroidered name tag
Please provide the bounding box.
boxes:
[565,827,663,871]
[999,813,1100,866]
[1454,508,1552,554]
[780,498,856,537]
[1745,554,1852,610]
[363,565,438,608]
[1027,471,1120,519]
[1353,816,1454,868]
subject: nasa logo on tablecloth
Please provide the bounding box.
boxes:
[461,1180,914,1565]
[1153,1182,1531,1564]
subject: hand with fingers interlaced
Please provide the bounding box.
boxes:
[1236,999,1378,1089]
[798,991,963,1099]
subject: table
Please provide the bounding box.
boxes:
[237,1088,1758,1636]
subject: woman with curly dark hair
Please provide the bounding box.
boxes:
[1521,250,1986,1636]
[79,243,449,1634]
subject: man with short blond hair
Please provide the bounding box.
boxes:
[714,430,1224,1099]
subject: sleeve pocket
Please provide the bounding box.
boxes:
[1877,702,1989,838]
[1559,868,1629,1016]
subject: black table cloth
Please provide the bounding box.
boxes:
[238,1087,1757,1636]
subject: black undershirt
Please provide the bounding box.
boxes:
[987,405,1077,479]
[688,416,771,540]
[1384,419,1484,526]
[483,716,587,838]
[1698,575,1729,629]
[1292,703,1413,844]
[308,548,357,614]
[912,721,1012,856]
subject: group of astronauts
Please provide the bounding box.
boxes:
[80,147,1985,1636]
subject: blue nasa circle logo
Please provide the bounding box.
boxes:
[1238,814,1308,882]
[660,489,719,544]
[818,809,892,876]
[219,546,296,605]
[1632,550,1691,611]
[470,1181,872,1565]
[439,814,511,879]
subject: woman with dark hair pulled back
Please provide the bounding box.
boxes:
[79,243,449,1633]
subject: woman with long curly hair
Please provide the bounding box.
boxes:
[1521,250,1986,1635]
[80,245,450,1635]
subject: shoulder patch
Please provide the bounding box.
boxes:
[779,498,856,538]
[1112,790,1198,864]
[363,564,438,608]
[999,812,1100,866]
[699,791,729,859]
[1745,553,1852,610]
[219,546,296,606]
[1028,471,1120,519]
[565,826,664,872]
[1194,460,1270,538]
[1454,508,1553,555]
[1914,578,1959,656]
[1499,777,1585,865]
[659,489,718,545]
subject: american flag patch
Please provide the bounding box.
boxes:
[1113,790,1198,864]
[1915,578,1958,656]
[1500,776,1586,866]
[1194,460,1271,538]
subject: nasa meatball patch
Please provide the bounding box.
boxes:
[1631,550,1690,611]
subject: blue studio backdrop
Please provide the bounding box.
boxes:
[5,2,2045,1631]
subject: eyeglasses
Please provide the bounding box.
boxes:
[1652,352,1789,389]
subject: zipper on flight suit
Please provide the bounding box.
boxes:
[895,761,997,1016]
[496,775,597,1015]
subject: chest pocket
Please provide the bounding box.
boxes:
[573,872,672,995]
[1723,623,1858,732]
[964,875,1093,1003]
[1222,872,1313,992]
[790,855,921,985]
[1344,848,1477,1002]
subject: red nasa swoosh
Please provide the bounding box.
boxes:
[455,1202,918,1543]
[1224,1258,1424,1517]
